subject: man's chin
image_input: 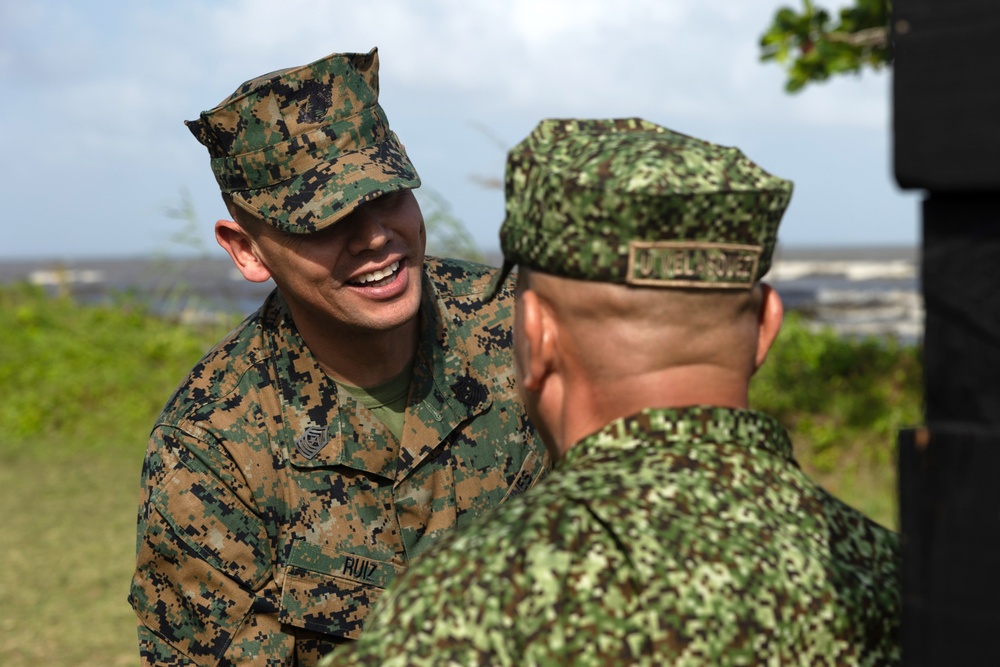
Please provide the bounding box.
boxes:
[523,401,560,462]
[543,439,562,464]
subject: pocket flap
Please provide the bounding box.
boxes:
[279,541,405,640]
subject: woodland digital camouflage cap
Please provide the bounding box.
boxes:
[485,118,793,299]
[185,48,420,234]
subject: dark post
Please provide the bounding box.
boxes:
[893,1,1000,663]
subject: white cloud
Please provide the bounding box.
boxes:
[0,0,913,259]
[166,0,887,127]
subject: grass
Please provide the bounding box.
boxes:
[0,284,240,457]
[0,285,919,666]
[0,455,141,666]
[0,284,238,667]
[750,313,923,527]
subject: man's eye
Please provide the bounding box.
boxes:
[377,191,404,207]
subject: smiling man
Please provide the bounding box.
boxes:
[128,49,547,667]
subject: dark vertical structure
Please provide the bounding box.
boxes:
[893,1,1000,663]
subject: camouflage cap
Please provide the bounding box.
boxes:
[185,48,420,234]
[484,118,792,299]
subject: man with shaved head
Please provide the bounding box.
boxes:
[324,118,902,666]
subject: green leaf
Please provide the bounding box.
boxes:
[759,0,892,93]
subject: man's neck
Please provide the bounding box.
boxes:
[557,365,751,457]
[295,313,420,388]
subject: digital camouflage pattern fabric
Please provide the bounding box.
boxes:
[485,118,794,299]
[129,258,547,666]
[185,48,420,234]
[324,406,901,667]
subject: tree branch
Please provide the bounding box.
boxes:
[824,26,889,49]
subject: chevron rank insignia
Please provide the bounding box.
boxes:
[295,425,328,459]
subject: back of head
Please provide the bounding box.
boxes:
[489,118,792,377]
[526,272,765,381]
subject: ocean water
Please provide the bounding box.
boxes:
[769,245,920,342]
[0,245,922,342]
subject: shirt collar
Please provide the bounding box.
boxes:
[561,405,794,470]
[261,268,494,479]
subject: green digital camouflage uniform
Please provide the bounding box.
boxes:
[324,118,902,666]
[130,257,546,666]
[326,406,901,666]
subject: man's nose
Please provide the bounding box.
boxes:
[346,211,392,255]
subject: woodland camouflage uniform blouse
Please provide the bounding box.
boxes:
[130,257,548,666]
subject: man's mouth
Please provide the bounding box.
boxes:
[350,260,401,287]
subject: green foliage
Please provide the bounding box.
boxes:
[150,188,231,316]
[0,288,919,526]
[760,0,893,92]
[0,454,140,665]
[0,284,236,460]
[0,291,918,665]
[417,189,486,263]
[752,313,921,454]
[161,187,212,257]
[751,313,922,526]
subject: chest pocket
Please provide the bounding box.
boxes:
[279,540,405,640]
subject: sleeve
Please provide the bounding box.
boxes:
[129,426,289,666]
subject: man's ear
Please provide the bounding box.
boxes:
[754,283,784,371]
[516,288,557,393]
[215,219,272,283]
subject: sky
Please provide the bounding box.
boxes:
[0,0,921,261]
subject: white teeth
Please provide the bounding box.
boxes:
[355,261,399,284]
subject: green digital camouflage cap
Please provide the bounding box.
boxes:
[185,48,420,234]
[484,118,793,299]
